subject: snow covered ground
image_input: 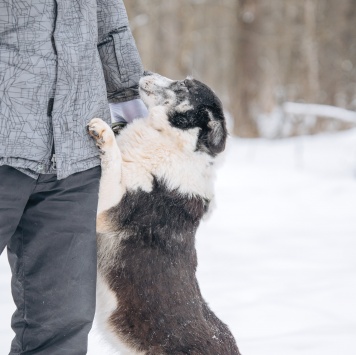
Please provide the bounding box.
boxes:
[1,129,356,355]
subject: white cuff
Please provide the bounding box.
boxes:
[109,99,148,123]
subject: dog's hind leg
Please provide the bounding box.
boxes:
[87,118,124,218]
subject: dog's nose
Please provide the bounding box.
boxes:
[142,70,153,77]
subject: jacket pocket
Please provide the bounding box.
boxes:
[98,27,143,102]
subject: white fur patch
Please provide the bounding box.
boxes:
[176,100,193,112]
[117,110,215,199]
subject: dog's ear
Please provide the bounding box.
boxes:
[207,117,227,154]
[201,109,227,156]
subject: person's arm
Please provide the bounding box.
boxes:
[97,0,147,122]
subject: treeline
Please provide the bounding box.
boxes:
[125,0,356,137]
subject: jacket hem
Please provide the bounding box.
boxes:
[0,156,102,180]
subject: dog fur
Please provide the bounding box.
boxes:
[87,72,240,355]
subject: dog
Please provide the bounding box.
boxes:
[87,72,240,355]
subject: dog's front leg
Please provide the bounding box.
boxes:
[87,118,124,218]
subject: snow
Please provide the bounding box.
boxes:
[1,129,356,355]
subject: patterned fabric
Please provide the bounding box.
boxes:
[0,0,143,179]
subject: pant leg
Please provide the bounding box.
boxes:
[7,166,101,355]
[0,166,36,254]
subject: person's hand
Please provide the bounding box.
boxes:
[109,99,148,123]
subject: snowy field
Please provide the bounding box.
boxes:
[1,129,356,355]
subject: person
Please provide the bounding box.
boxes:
[0,1,147,353]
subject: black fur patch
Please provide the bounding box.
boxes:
[168,79,228,157]
[100,178,240,354]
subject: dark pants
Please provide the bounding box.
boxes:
[0,165,101,355]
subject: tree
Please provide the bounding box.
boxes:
[125,0,356,137]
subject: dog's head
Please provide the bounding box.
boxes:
[139,72,227,156]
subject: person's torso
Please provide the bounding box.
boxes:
[0,0,110,179]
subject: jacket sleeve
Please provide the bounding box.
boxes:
[97,0,144,103]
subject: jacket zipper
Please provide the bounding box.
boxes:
[49,1,58,173]
[51,152,57,170]
[48,97,56,171]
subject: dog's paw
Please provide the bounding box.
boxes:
[87,118,115,154]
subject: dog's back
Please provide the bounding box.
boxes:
[98,178,239,354]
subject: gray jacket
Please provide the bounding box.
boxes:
[0,0,143,179]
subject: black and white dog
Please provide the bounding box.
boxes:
[87,72,240,355]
